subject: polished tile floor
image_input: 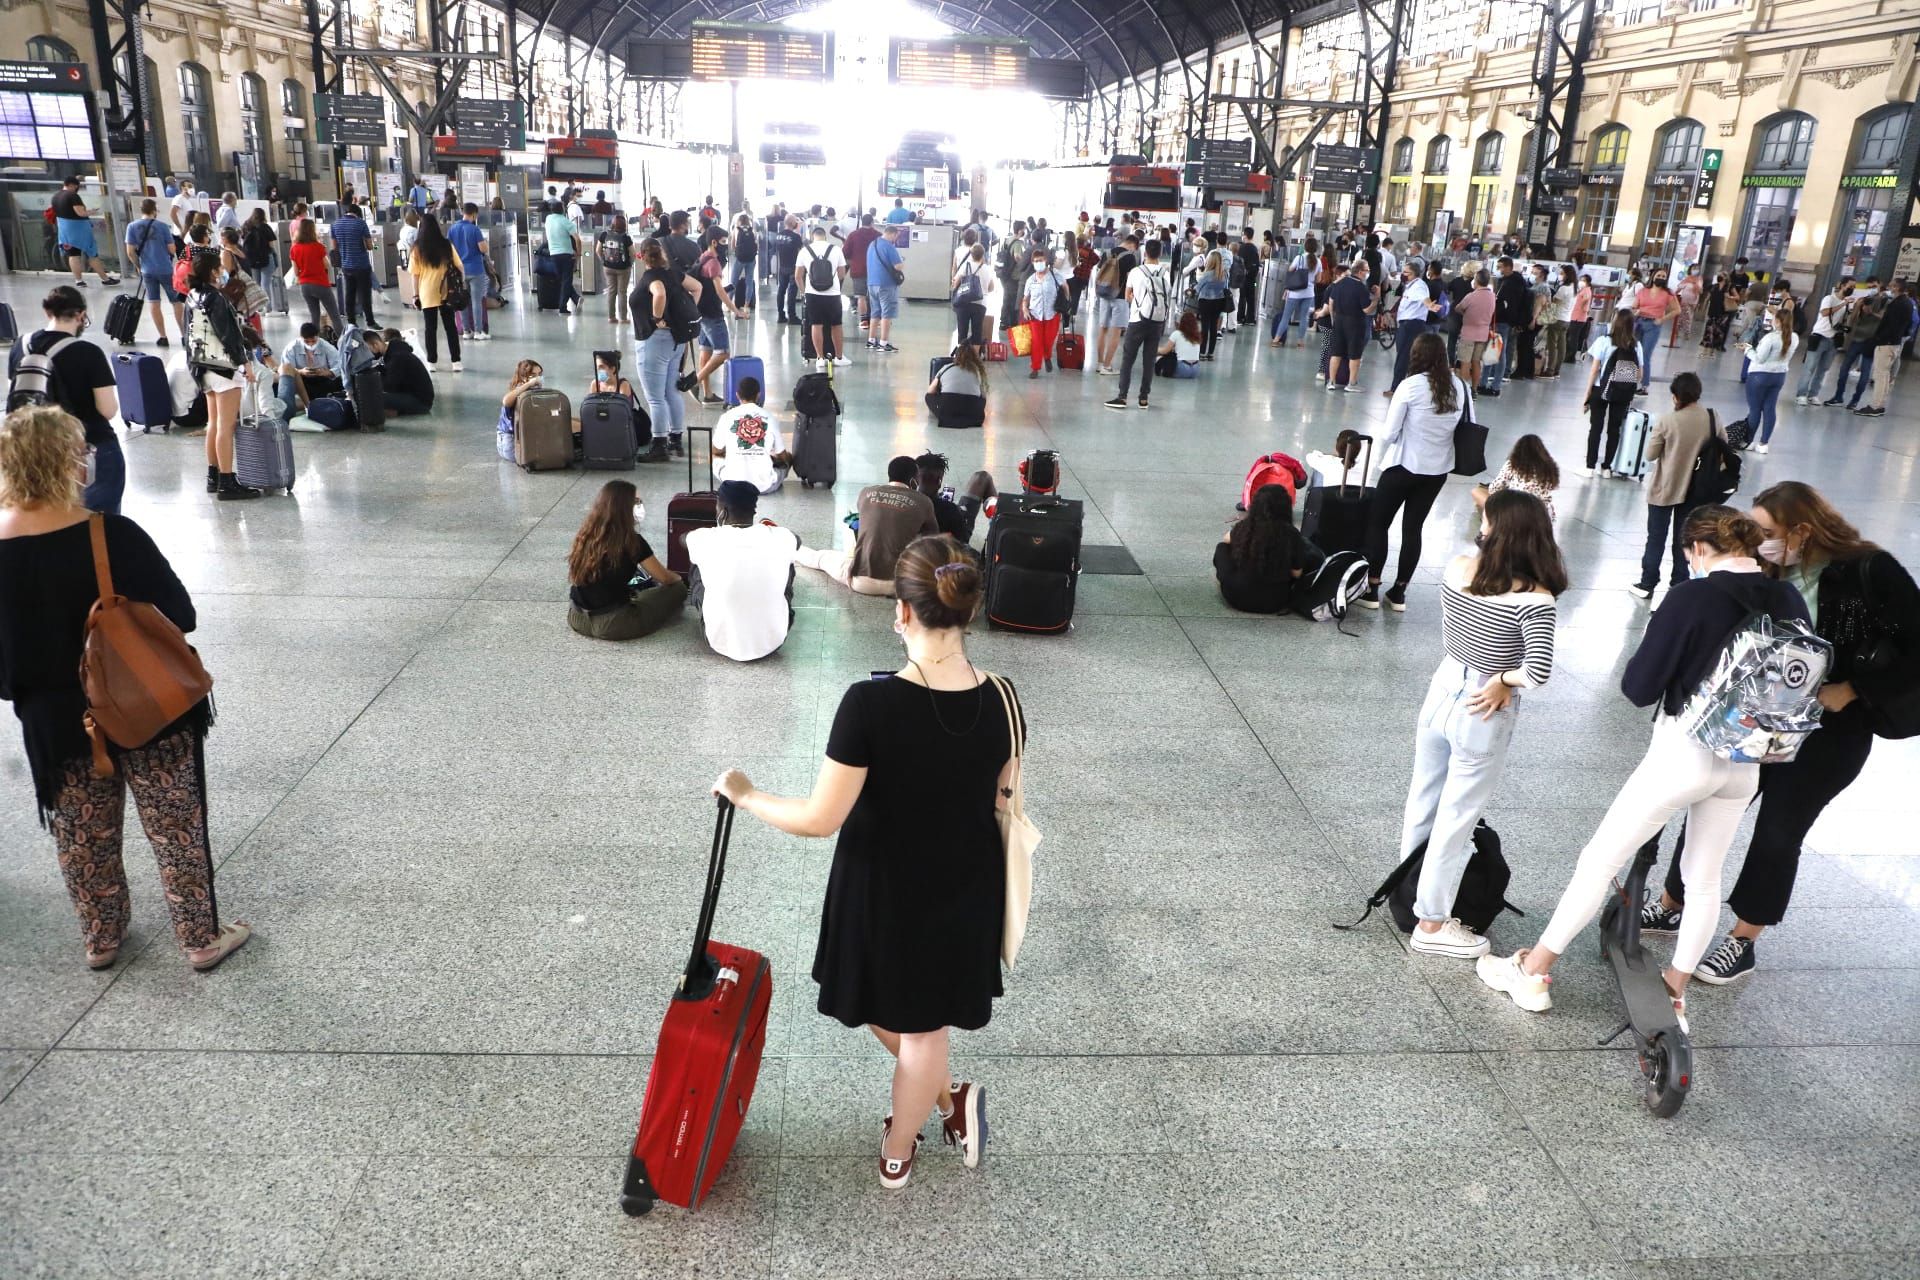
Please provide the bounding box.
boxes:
[2,270,1917,1278]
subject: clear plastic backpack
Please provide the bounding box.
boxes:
[1679,611,1832,764]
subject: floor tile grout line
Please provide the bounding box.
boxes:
[304,1151,379,1279]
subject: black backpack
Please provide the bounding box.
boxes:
[1335,820,1524,936]
[793,370,839,420]
[1686,410,1741,506]
[804,245,836,292]
[650,270,701,344]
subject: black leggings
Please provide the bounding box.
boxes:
[1197,297,1230,356]
[1586,396,1630,469]
[1364,465,1448,586]
[1663,712,1875,926]
[955,302,986,349]
[421,303,461,364]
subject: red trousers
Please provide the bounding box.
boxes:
[1027,314,1061,371]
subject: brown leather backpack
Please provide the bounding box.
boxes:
[79,516,213,777]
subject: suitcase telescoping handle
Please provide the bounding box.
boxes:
[1337,432,1374,499]
[677,795,736,1002]
[686,424,715,494]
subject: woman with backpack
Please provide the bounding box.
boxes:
[184,250,261,501]
[636,237,700,463]
[1389,489,1565,958]
[1642,482,1920,984]
[408,216,463,373]
[0,404,252,973]
[713,535,1019,1190]
[950,242,991,353]
[597,215,634,325]
[1629,371,1729,600]
[1478,506,1809,1021]
[1214,484,1324,614]
[1360,331,1469,611]
[1581,309,1640,476]
[1270,236,1319,349]
[1193,251,1232,361]
[239,209,280,312]
[729,213,758,311]
[1740,305,1798,455]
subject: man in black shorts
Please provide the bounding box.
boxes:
[1324,260,1376,392]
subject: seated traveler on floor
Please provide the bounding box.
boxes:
[911,452,986,544]
[277,323,344,410]
[1214,484,1324,615]
[713,534,1017,1190]
[712,376,787,493]
[0,404,251,974]
[1478,506,1809,1025]
[1153,311,1202,379]
[927,345,989,429]
[795,456,938,597]
[1475,434,1560,524]
[566,479,687,640]
[371,329,434,415]
[685,480,800,662]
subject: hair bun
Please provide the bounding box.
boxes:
[932,559,980,609]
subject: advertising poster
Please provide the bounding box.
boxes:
[1671,224,1710,278]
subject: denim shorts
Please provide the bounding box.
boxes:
[140,272,176,303]
[1096,295,1126,330]
[699,315,730,351]
[866,284,899,319]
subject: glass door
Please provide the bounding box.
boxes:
[1738,186,1801,280]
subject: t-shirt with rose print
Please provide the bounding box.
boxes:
[715,402,786,493]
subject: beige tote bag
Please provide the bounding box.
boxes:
[989,675,1038,968]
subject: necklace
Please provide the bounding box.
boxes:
[906,657,985,736]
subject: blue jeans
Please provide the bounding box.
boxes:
[1485,323,1512,390]
[1639,500,1697,590]
[1273,294,1313,342]
[1795,333,1834,400]
[551,253,581,312]
[638,328,683,439]
[729,256,756,308]
[1390,319,1427,388]
[1633,316,1661,388]
[1746,370,1787,443]
[1400,659,1519,923]
[84,435,125,516]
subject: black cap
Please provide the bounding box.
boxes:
[716,480,759,519]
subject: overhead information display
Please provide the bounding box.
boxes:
[690,22,833,82]
[0,61,96,164]
[889,36,1028,90]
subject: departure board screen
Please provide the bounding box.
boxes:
[889,37,1028,90]
[690,22,832,82]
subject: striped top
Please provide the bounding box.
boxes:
[1440,557,1559,689]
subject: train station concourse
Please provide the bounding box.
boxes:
[0,0,1917,1274]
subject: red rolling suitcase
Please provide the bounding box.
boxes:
[666,425,718,575]
[1055,332,1086,370]
[620,798,772,1216]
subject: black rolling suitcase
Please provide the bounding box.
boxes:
[984,494,1083,634]
[1300,432,1374,556]
[580,391,640,469]
[105,293,143,345]
[791,371,839,489]
[350,366,387,432]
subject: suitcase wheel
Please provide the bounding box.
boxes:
[800,479,812,490]
[619,1193,655,1217]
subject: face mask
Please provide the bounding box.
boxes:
[1757,537,1800,567]
[597,368,614,383]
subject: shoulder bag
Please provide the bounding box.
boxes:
[1450,378,1489,476]
[1852,553,1920,740]
[988,674,1038,968]
[80,515,215,778]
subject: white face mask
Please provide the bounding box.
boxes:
[1757,537,1800,567]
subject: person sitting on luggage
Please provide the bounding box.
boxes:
[566,479,687,641]
[583,349,645,446]
[1215,484,1325,615]
[795,456,939,597]
[711,376,787,494]
[276,323,344,410]
[1305,428,1366,490]
[1153,311,1203,379]
[925,345,989,429]
[685,480,800,662]
[369,329,434,416]
[498,360,545,458]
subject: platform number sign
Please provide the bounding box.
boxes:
[1694,149,1722,210]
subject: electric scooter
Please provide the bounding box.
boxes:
[1595,836,1693,1117]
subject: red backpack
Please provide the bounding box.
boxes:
[1239,452,1308,513]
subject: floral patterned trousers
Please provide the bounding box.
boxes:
[46,729,218,954]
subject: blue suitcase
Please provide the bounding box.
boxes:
[113,351,172,433]
[724,355,764,407]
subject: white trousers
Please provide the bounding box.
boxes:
[795,545,893,597]
[1537,717,1757,973]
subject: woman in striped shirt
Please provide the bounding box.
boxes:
[1395,490,1567,958]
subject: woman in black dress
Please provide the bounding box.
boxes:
[715,535,1023,1191]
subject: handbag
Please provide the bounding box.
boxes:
[1007,322,1033,357]
[445,265,471,311]
[1852,556,1920,740]
[1450,381,1489,476]
[988,675,1038,968]
[951,264,983,309]
[79,515,215,778]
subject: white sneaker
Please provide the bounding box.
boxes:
[1408,918,1490,959]
[814,359,828,372]
[832,356,851,367]
[450,361,464,372]
[1755,443,1770,454]
[1314,372,1326,382]
[1577,466,1594,477]
[428,361,443,372]
[1476,952,1553,1012]
[1793,395,1807,406]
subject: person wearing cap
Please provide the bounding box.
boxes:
[795,456,938,596]
[684,481,801,662]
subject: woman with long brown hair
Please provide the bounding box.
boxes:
[1480,506,1807,1023]
[1386,489,1565,958]
[566,479,685,640]
[714,534,1023,1190]
[287,216,342,334]
[1581,307,1639,475]
[408,214,462,372]
[1643,482,1920,983]
[1362,330,1469,610]
[184,249,261,501]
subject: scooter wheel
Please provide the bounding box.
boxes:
[1639,1030,1692,1118]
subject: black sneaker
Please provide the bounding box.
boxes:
[670,436,686,459]
[1479,387,1500,397]
[1103,396,1127,411]
[1695,935,1756,985]
[1627,582,1654,600]
[1633,387,1648,397]
[1638,899,1683,934]
[1137,397,1149,410]
[1856,406,1886,417]
[1384,584,1407,612]
[156,336,170,348]
[1821,397,1844,407]
[637,439,670,463]
[1356,585,1382,610]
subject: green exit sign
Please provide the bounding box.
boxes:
[1702,149,1723,172]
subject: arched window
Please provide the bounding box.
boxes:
[1827,106,1911,290]
[28,35,77,61]
[1655,120,1703,171]
[1576,126,1629,255]
[1473,131,1505,175]
[239,72,271,179]
[178,62,214,182]
[282,80,310,185]
[1852,106,1907,171]
[1425,135,1451,175]
[1392,138,1414,175]
[1753,112,1816,171]
[1589,125,1630,169]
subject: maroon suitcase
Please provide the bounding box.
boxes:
[667,425,717,575]
[620,798,773,1214]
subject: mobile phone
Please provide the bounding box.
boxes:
[939,485,956,503]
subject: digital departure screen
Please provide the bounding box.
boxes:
[690,22,833,82]
[883,169,920,197]
[889,37,1028,90]
[0,61,96,164]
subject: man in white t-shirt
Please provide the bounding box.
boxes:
[796,224,849,371]
[1795,277,1852,405]
[1105,239,1173,411]
[711,377,787,493]
[685,481,800,662]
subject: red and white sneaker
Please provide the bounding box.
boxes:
[879,1115,922,1190]
[941,1081,988,1168]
